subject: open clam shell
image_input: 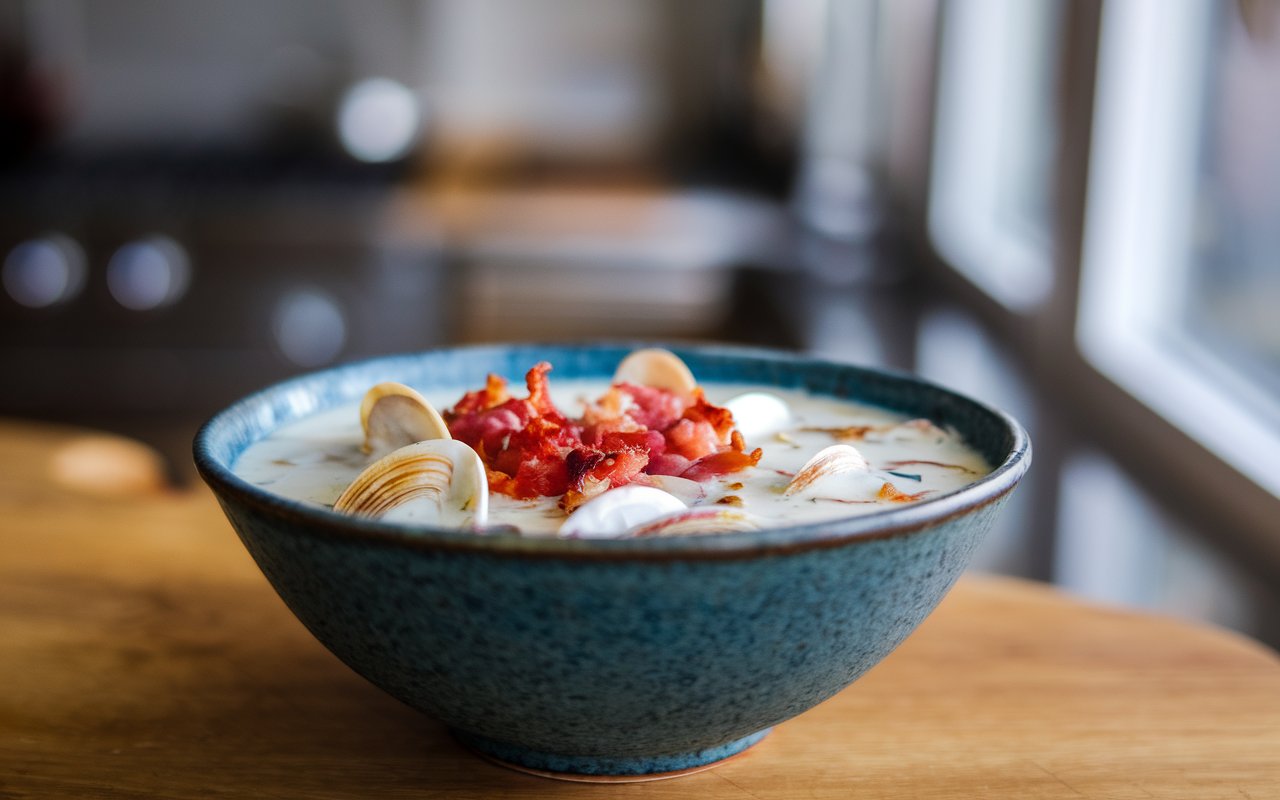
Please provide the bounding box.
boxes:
[360,382,451,458]
[612,348,698,397]
[784,444,874,499]
[635,474,707,505]
[559,484,687,539]
[724,391,792,442]
[333,439,488,529]
[627,507,762,538]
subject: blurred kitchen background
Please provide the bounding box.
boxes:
[2,0,1277,645]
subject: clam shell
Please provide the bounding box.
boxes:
[784,444,873,498]
[889,418,951,442]
[333,439,488,528]
[360,382,451,458]
[635,474,707,505]
[612,348,698,397]
[627,507,761,538]
[724,391,792,441]
[559,484,687,539]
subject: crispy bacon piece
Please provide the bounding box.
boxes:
[450,373,511,415]
[597,429,666,455]
[877,482,928,503]
[616,382,689,430]
[489,417,577,498]
[664,418,722,460]
[445,363,756,503]
[679,432,762,482]
[682,391,735,438]
[561,447,650,512]
[663,391,738,460]
[524,361,567,422]
[645,453,692,476]
[447,364,582,499]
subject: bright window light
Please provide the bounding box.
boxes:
[928,0,1062,311]
[1079,0,1280,497]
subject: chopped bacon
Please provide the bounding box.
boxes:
[616,383,689,430]
[446,364,584,500]
[592,448,649,488]
[661,390,740,460]
[682,391,736,439]
[447,364,573,450]
[486,453,569,500]
[580,385,625,422]
[561,447,650,512]
[597,429,666,455]
[646,453,693,476]
[664,418,723,460]
[877,482,929,503]
[448,402,526,456]
[581,416,648,447]
[681,451,761,482]
[445,363,757,504]
[679,432,762,482]
[482,419,571,499]
[524,362,567,422]
[450,373,511,415]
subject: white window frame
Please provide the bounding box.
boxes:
[927,0,1057,312]
[1079,0,1280,498]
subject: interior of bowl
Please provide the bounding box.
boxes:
[193,342,1031,555]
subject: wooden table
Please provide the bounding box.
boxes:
[3,420,1278,799]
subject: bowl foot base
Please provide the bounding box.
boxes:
[453,727,772,783]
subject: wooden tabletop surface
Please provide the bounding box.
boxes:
[3,420,1278,799]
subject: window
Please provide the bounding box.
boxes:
[1184,1,1280,404]
[915,0,1280,644]
[928,0,1065,310]
[1079,0,1280,496]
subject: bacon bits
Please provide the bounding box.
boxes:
[443,360,760,511]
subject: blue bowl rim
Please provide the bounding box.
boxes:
[193,341,1031,560]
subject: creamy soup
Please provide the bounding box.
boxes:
[234,379,991,536]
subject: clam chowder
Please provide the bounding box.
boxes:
[234,359,991,538]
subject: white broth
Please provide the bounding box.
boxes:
[233,381,990,535]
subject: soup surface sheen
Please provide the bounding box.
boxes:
[233,381,991,535]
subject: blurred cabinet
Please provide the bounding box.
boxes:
[0,186,447,425]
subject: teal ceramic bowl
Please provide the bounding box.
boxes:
[194,343,1030,780]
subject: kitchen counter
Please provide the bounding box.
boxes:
[2,419,1278,798]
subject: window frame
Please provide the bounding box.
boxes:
[911,0,1280,574]
[926,0,1060,312]
[1078,0,1280,498]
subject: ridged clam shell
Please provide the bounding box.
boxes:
[627,507,762,538]
[636,474,707,505]
[333,439,487,528]
[559,485,687,539]
[724,391,792,441]
[612,348,698,397]
[784,444,872,498]
[360,382,450,458]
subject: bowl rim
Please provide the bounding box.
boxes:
[193,341,1031,560]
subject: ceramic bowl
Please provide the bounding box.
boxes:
[193,343,1030,781]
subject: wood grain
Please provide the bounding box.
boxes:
[2,420,1277,799]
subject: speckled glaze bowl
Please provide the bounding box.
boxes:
[194,343,1030,781]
